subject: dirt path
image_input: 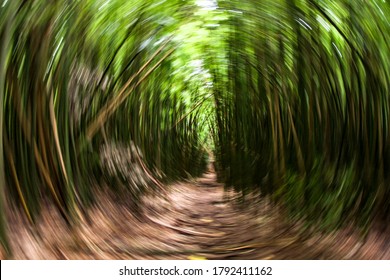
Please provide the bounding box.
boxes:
[5,169,390,259]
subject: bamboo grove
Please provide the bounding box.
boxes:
[1,0,390,255]
[0,0,210,255]
[211,0,390,230]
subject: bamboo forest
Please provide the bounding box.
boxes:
[0,0,389,259]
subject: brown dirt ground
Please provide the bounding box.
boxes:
[3,169,390,260]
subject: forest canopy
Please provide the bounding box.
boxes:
[0,0,389,255]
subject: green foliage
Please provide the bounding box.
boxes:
[0,0,209,255]
[211,0,390,231]
[1,0,390,255]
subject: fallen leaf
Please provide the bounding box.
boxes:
[188,255,207,260]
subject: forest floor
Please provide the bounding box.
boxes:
[3,165,390,259]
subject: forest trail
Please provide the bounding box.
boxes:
[5,164,390,259]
